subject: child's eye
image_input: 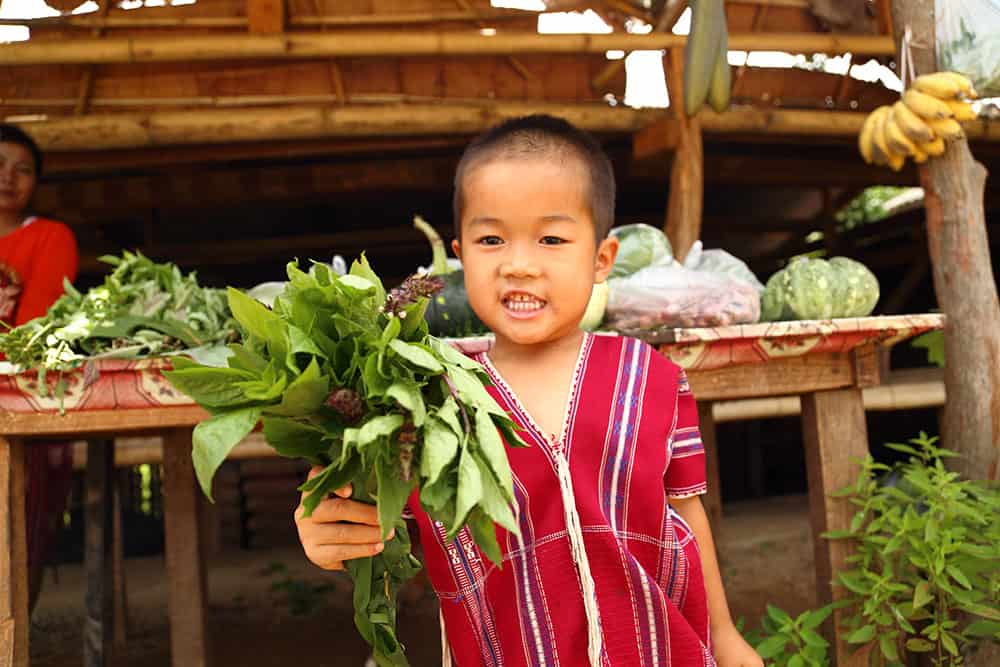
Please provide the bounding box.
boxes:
[476,235,504,246]
[540,236,566,245]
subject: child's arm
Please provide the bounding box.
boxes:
[673,496,763,667]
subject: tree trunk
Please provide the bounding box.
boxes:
[890,0,1000,483]
[890,2,1000,664]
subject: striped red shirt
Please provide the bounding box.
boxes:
[409,333,715,666]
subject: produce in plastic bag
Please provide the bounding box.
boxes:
[608,223,674,278]
[606,263,760,331]
[937,0,1000,97]
[682,241,765,292]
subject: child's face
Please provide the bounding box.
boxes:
[452,157,618,350]
[0,142,36,216]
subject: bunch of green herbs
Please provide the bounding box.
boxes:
[824,433,1000,666]
[0,251,236,390]
[164,257,525,666]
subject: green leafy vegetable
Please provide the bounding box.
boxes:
[165,256,527,666]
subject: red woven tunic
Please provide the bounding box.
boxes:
[409,333,716,667]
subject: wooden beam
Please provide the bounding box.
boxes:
[0,437,28,667]
[663,47,704,263]
[83,439,115,667]
[247,0,286,34]
[0,31,897,66]
[632,116,680,161]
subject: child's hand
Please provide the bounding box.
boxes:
[294,465,393,571]
[712,622,764,667]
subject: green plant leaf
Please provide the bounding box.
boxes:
[845,625,875,644]
[879,634,899,662]
[386,380,426,427]
[787,655,805,667]
[261,416,326,464]
[801,629,828,648]
[192,406,262,499]
[164,365,257,407]
[475,409,515,502]
[466,507,503,567]
[420,417,459,486]
[375,456,416,542]
[452,445,482,536]
[475,454,518,534]
[963,620,1000,638]
[905,638,934,653]
[357,415,405,450]
[388,339,443,373]
[946,565,973,590]
[754,635,789,660]
[268,357,329,417]
[913,581,932,610]
[801,606,833,630]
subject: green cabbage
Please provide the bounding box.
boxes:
[609,223,674,278]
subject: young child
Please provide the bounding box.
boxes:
[295,115,762,667]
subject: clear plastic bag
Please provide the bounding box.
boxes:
[937,0,1000,97]
[681,241,765,292]
[605,263,761,331]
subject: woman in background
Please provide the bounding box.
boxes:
[0,123,79,610]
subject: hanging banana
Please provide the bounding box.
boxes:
[857,70,978,171]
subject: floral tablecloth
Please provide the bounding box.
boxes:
[0,314,944,414]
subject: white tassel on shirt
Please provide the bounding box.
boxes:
[554,448,604,666]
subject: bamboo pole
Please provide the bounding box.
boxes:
[0,9,538,29]
[13,103,1000,152]
[0,31,897,66]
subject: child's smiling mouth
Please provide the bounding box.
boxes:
[502,291,546,317]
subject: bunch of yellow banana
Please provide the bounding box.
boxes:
[858,71,978,171]
[683,0,731,116]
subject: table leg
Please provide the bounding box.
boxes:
[84,439,115,667]
[1,436,28,667]
[161,428,209,667]
[801,388,869,667]
[112,470,129,649]
[695,402,722,537]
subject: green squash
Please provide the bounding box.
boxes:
[415,218,489,338]
[828,257,880,318]
[759,256,880,322]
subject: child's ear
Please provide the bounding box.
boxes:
[451,239,463,261]
[594,236,618,283]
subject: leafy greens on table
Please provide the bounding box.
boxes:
[164,256,526,666]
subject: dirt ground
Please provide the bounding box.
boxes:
[30,495,816,667]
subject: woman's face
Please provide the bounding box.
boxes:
[0,142,37,215]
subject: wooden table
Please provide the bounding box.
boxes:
[648,313,944,666]
[0,359,212,667]
[0,314,943,667]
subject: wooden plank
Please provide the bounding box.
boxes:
[695,402,722,536]
[684,352,857,402]
[0,437,27,667]
[801,389,868,667]
[161,428,209,667]
[83,439,115,667]
[0,406,208,438]
[663,47,704,263]
[247,0,286,33]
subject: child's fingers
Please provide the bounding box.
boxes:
[303,542,385,571]
[332,484,352,499]
[300,495,381,527]
[313,522,391,546]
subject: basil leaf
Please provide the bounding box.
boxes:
[227,287,280,341]
[452,444,482,536]
[163,365,256,408]
[192,406,262,499]
[376,456,416,542]
[349,253,387,304]
[475,453,518,534]
[388,339,443,374]
[357,415,404,450]
[261,416,326,464]
[420,416,459,485]
[386,380,425,427]
[475,408,515,502]
[267,357,329,417]
[467,507,503,568]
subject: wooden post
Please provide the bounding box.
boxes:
[890,1,1000,483]
[696,402,722,536]
[663,47,704,263]
[0,437,28,667]
[801,389,869,667]
[247,0,286,34]
[162,428,209,667]
[112,470,129,648]
[84,439,115,667]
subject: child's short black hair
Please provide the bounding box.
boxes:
[452,114,615,241]
[0,123,42,177]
